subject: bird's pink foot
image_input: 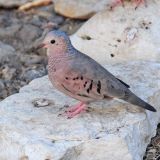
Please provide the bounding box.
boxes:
[65,102,86,119]
[66,102,83,113]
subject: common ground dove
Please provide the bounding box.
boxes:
[37,30,156,118]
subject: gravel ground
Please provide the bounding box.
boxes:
[144,124,160,160]
[0,3,159,160]
[0,5,84,101]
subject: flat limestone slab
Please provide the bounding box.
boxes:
[0,61,159,160]
[70,0,160,65]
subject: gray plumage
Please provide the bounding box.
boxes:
[40,30,156,114]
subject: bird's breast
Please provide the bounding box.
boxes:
[48,58,69,85]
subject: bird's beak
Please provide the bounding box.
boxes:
[36,43,46,50]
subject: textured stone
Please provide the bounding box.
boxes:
[0,41,16,61]
[53,0,112,19]
[70,0,160,65]
[0,61,159,160]
[19,24,42,51]
[0,0,29,7]
[22,67,47,82]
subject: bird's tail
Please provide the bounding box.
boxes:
[120,91,156,112]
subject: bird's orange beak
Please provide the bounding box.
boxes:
[36,43,46,50]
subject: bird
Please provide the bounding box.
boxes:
[37,30,156,118]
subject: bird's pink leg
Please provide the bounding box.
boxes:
[65,102,86,118]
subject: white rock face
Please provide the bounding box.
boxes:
[70,0,160,65]
[0,61,159,160]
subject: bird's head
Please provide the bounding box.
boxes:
[37,30,71,56]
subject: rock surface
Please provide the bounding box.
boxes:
[70,0,160,64]
[0,61,159,160]
[0,41,16,61]
[53,0,113,19]
[0,0,29,7]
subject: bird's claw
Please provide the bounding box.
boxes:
[66,109,86,119]
[58,102,86,119]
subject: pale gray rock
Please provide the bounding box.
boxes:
[0,61,159,160]
[0,80,7,99]
[19,24,42,50]
[0,41,16,61]
[0,0,29,7]
[70,0,160,65]
[22,67,47,82]
[1,65,16,81]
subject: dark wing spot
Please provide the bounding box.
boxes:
[97,88,101,94]
[81,76,83,80]
[73,77,79,80]
[89,80,93,90]
[65,77,69,80]
[83,81,88,88]
[104,95,113,99]
[86,80,93,94]
[77,94,90,98]
[97,81,101,94]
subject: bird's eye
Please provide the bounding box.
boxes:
[50,40,55,44]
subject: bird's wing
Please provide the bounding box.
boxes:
[60,52,128,101]
[116,78,130,88]
[61,71,107,100]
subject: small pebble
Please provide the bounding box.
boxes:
[32,98,53,107]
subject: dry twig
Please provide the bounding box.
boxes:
[19,0,52,11]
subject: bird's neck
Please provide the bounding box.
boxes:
[47,45,76,77]
[47,43,76,59]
